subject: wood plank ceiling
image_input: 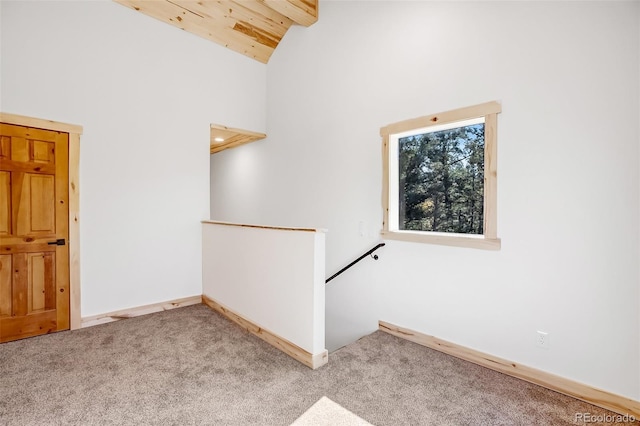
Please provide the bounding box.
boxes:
[114,0,318,63]
[210,124,266,153]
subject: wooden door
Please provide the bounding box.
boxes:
[0,123,69,343]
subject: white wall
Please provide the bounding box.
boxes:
[202,222,326,356]
[211,1,640,399]
[1,0,266,316]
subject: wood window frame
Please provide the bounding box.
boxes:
[0,112,82,328]
[380,101,501,250]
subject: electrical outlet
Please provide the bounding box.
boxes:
[536,331,549,349]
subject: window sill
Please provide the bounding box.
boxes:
[381,230,501,250]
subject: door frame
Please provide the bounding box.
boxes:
[0,112,82,330]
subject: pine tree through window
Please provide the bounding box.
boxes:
[399,118,485,234]
[381,102,501,250]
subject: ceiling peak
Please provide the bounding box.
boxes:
[115,0,318,63]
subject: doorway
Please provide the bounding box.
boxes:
[0,113,81,341]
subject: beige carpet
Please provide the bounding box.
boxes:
[292,397,373,426]
[1,304,637,425]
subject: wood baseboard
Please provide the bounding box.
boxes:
[81,295,202,328]
[202,295,328,370]
[379,320,640,418]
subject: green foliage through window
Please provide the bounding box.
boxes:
[398,123,484,234]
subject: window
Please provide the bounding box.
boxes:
[381,102,501,250]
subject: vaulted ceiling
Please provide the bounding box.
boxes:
[115,0,318,63]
